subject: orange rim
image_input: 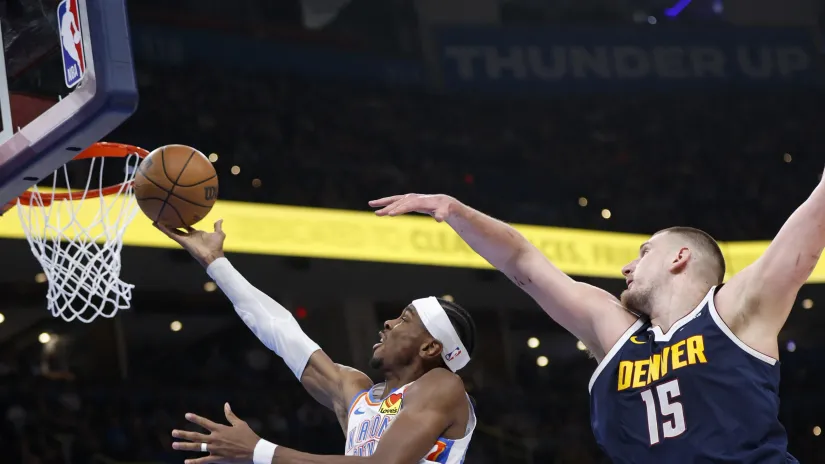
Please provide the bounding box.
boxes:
[11,142,150,208]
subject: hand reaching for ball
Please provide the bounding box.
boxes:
[155,219,226,268]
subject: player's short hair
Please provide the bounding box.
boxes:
[436,297,477,359]
[656,226,726,284]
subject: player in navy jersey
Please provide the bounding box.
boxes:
[371,182,825,463]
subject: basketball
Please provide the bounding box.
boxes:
[134,144,218,228]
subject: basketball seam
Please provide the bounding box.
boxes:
[136,197,188,227]
[175,172,218,188]
[136,169,215,208]
[160,146,173,183]
[156,148,197,224]
[155,147,172,223]
[164,202,188,227]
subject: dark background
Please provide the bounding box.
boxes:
[1,0,825,462]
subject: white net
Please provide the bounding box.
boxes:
[16,154,142,322]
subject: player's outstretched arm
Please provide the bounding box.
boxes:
[370,194,636,359]
[155,221,371,426]
[717,169,825,355]
[171,369,468,464]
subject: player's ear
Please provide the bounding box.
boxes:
[419,338,443,361]
[669,247,691,274]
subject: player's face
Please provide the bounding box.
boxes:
[621,233,671,315]
[369,306,430,370]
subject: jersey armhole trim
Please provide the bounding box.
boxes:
[347,390,369,418]
[461,393,477,438]
[707,292,778,366]
[588,318,645,393]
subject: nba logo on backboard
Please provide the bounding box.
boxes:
[57,0,86,88]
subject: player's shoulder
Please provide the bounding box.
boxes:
[583,288,641,361]
[337,363,373,391]
[405,368,466,406]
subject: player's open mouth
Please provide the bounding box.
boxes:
[373,333,386,350]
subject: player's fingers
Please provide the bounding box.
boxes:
[154,222,185,242]
[369,195,407,208]
[386,197,426,217]
[184,456,224,464]
[372,200,407,216]
[432,206,449,222]
[185,413,222,432]
[223,402,243,426]
[171,429,210,443]
[377,196,413,215]
[171,441,205,452]
[214,219,224,234]
[373,204,398,216]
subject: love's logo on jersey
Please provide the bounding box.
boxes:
[379,393,403,415]
[617,334,707,391]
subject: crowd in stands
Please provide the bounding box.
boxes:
[0,315,600,464]
[113,62,824,242]
[1,313,823,464]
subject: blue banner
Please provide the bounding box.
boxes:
[132,25,424,86]
[436,27,823,93]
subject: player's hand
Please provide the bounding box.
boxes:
[369,193,457,222]
[172,403,260,464]
[155,219,226,268]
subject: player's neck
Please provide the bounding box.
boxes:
[382,364,428,396]
[647,281,710,334]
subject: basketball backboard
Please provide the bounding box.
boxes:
[0,0,138,207]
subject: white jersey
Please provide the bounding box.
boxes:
[344,381,476,462]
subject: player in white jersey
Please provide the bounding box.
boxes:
[155,220,477,464]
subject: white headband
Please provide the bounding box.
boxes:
[411,297,471,372]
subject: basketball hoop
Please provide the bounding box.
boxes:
[6,142,149,323]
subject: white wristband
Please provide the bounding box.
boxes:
[253,439,278,464]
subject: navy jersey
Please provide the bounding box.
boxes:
[590,287,797,464]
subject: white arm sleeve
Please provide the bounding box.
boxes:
[206,257,321,379]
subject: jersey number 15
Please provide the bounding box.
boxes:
[640,379,687,445]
